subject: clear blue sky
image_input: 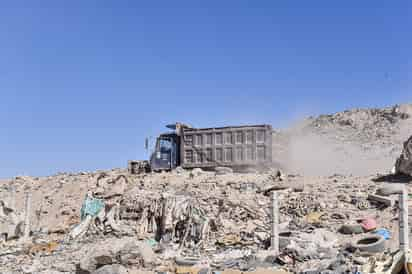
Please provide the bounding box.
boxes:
[0,1,410,177]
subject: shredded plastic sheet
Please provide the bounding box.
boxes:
[374,228,391,240]
[80,196,104,220]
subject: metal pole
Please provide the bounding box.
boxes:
[399,186,409,253]
[271,191,279,255]
[23,192,32,241]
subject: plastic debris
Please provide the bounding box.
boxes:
[80,193,105,220]
[373,228,391,240]
[360,218,377,232]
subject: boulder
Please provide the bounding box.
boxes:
[339,224,364,235]
[79,238,156,273]
[118,241,155,267]
[91,265,128,274]
[395,135,412,176]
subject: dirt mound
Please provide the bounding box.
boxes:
[275,103,412,176]
[307,104,412,144]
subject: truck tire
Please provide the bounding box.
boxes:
[352,235,385,253]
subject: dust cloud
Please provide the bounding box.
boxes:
[272,103,412,176]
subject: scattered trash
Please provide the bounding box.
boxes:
[80,193,105,220]
[305,212,325,225]
[373,228,391,240]
[360,218,377,232]
[0,160,406,273]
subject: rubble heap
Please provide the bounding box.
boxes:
[0,167,409,274]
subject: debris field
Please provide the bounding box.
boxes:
[1,103,412,274]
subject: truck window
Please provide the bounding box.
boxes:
[159,139,172,153]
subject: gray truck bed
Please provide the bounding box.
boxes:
[180,124,273,171]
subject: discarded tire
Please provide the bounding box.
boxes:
[352,235,385,253]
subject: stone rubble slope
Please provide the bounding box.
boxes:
[275,103,412,176]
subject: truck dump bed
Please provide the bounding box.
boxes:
[180,124,273,171]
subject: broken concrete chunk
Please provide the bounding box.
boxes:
[215,167,233,175]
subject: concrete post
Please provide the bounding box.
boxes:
[23,192,32,241]
[399,186,409,253]
[271,191,279,255]
[10,185,16,211]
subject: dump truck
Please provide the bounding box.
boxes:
[128,123,273,174]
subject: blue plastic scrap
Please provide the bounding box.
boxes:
[374,228,391,240]
[80,196,105,220]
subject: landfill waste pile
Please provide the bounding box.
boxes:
[1,103,412,274]
[0,166,411,274]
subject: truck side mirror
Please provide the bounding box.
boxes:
[145,137,149,150]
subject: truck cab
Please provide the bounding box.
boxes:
[150,133,180,171]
